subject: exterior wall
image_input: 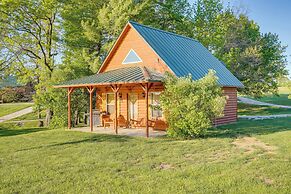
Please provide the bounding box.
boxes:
[99,26,172,74]
[96,85,238,127]
[214,87,238,126]
[96,83,164,126]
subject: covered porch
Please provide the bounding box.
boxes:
[54,66,167,137]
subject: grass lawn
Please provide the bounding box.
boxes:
[0,102,33,117]
[0,119,290,193]
[10,110,45,121]
[246,94,291,106]
[238,103,291,116]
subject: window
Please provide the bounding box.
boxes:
[122,49,142,64]
[150,92,162,118]
[106,93,114,115]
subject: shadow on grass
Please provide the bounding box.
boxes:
[51,134,132,146]
[0,125,48,137]
[207,118,291,138]
[17,133,135,152]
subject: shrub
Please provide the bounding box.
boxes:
[160,70,226,138]
[0,87,25,103]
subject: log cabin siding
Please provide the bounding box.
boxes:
[214,87,238,126]
[96,85,237,127]
[99,26,172,74]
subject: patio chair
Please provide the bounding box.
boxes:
[118,115,129,128]
[130,118,145,128]
[102,115,114,128]
[150,119,168,131]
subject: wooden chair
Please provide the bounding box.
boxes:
[130,118,145,128]
[149,119,168,131]
[118,115,129,128]
[102,115,114,128]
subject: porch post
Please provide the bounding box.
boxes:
[111,84,121,134]
[114,91,118,134]
[87,86,95,132]
[67,87,74,129]
[145,83,149,138]
[140,83,153,138]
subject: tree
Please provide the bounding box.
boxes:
[0,0,61,124]
[160,71,226,138]
[215,13,288,97]
[192,0,223,49]
[191,0,288,97]
[142,0,194,37]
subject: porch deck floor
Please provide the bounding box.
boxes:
[70,126,166,137]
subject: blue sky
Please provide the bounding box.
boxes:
[189,0,291,74]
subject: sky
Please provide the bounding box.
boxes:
[190,0,291,74]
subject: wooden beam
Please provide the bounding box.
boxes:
[140,82,153,92]
[67,87,74,129]
[86,86,95,132]
[111,84,122,134]
[114,90,118,134]
[145,83,149,138]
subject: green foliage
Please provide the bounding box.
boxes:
[160,71,226,138]
[0,87,28,103]
[142,0,194,37]
[192,3,288,97]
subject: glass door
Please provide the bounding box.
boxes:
[128,93,138,120]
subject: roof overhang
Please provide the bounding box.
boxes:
[54,66,164,88]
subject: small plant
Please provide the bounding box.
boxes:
[160,70,226,138]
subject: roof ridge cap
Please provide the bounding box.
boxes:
[129,21,198,42]
[140,66,150,80]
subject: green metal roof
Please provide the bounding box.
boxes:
[130,21,244,88]
[55,66,164,87]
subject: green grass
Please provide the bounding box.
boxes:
[10,110,45,121]
[238,103,291,116]
[252,94,291,106]
[243,93,291,107]
[0,119,290,193]
[0,102,33,117]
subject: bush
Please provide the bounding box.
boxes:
[0,87,25,103]
[160,70,226,138]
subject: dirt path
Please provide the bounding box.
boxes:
[0,107,33,123]
[238,96,291,109]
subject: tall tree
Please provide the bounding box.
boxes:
[192,0,223,49]
[191,0,288,97]
[0,0,61,124]
[142,0,194,37]
[215,13,287,97]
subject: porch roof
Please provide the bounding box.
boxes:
[54,66,164,88]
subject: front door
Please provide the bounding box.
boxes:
[128,93,138,120]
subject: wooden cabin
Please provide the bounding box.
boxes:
[55,21,243,137]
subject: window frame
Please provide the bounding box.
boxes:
[106,93,115,114]
[150,92,163,118]
[122,49,142,64]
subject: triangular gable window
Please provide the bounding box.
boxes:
[122,49,142,64]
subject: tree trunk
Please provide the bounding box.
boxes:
[84,111,88,125]
[73,109,78,127]
[45,109,53,126]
